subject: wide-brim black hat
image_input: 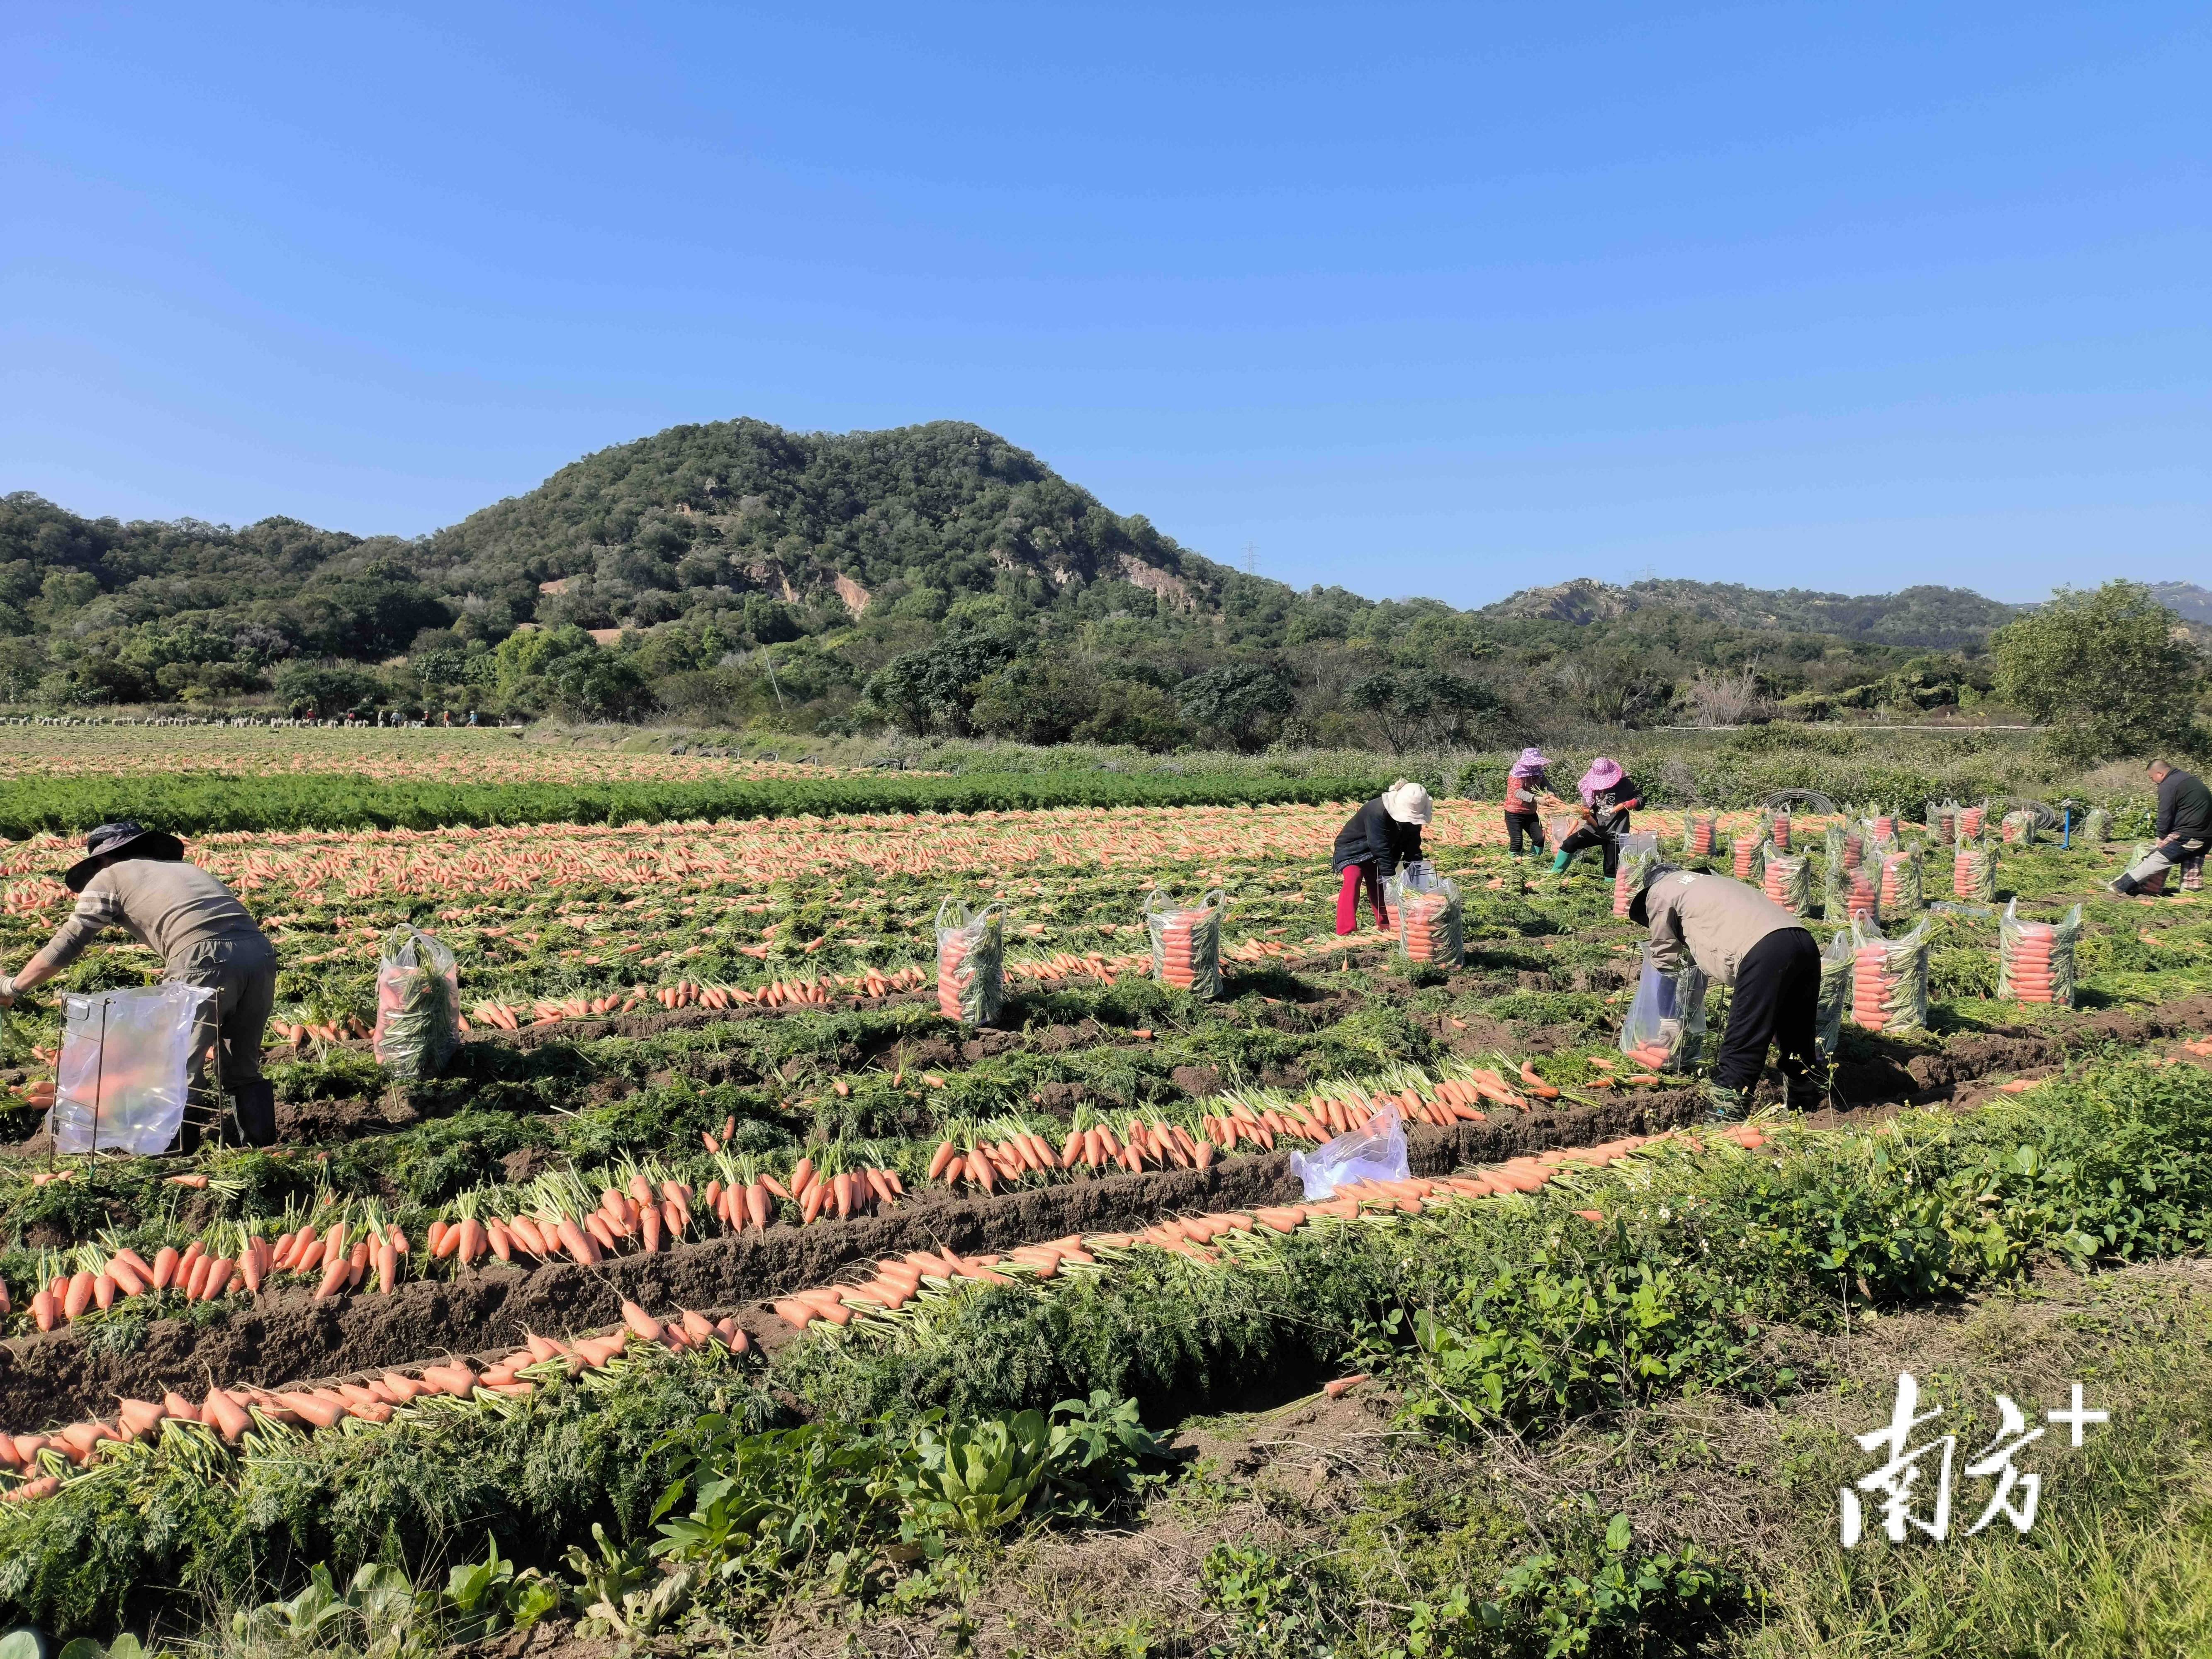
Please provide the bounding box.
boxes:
[65,821,185,892]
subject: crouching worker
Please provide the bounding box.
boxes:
[2110,760,2212,898]
[1629,865,1826,1117]
[1333,780,1433,934]
[1554,757,1640,876]
[0,822,280,1147]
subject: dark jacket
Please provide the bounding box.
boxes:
[1333,798,1422,877]
[1586,776,1641,833]
[2155,769,2212,843]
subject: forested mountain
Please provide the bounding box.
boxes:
[0,416,2063,746]
[1483,577,2022,649]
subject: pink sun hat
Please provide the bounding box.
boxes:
[1510,747,1550,777]
[1577,757,1623,803]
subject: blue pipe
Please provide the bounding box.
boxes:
[2062,807,2071,849]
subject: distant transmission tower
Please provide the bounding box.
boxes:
[1243,541,1258,576]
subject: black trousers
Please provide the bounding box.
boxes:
[1559,823,1621,875]
[1505,811,1544,854]
[1715,928,1820,1091]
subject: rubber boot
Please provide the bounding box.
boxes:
[1784,1061,1833,1113]
[2107,875,2139,897]
[1552,849,1573,874]
[229,1080,278,1148]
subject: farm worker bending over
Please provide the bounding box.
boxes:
[0,821,280,1147]
[1553,757,1640,876]
[1503,747,1552,858]
[2109,760,2212,897]
[1333,780,1432,934]
[1629,866,1825,1117]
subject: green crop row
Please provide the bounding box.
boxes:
[7,1060,2209,1644]
[0,769,1401,838]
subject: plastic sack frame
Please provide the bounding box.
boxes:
[51,981,216,1156]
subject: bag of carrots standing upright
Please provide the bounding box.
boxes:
[1878,848,1923,918]
[1953,839,1997,902]
[1762,843,1813,917]
[1824,828,1881,924]
[372,925,460,1079]
[1998,898,2081,1007]
[1730,832,1766,884]
[2082,807,2111,844]
[1682,812,1718,858]
[2000,809,2039,847]
[1817,930,1854,1056]
[934,898,1007,1025]
[1849,919,1930,1036]
[1618,945,1707,1074]
[1387,864,1464,968]
[1146,887,1226,997]
[1925,799,1961,846]
[1612,831,1660,918]
[2123,842,2167,895]
[1764,808,1793,854]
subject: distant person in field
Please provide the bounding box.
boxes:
[1503,747,1552,858]
[1332,780,1432,934]
[1630,864,1825,1116]
[2110,760,2212,897]
[0,822,279,1147]
[1553,757,1641,876]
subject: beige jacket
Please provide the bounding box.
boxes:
[1643,870,1806,986]
[43,859,274,972]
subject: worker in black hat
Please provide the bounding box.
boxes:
[0,822,279,1146]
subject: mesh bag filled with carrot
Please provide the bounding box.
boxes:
[1998,898,2081,1007]
[1682,812,1718,857]
[1763,808,1793,854]
[1925,798,1961,846]
[1612,831,1661,918]
[1730,832,1766,884]
[1824,833,1881,925]
[372,925,460,1079]
[1878,848,1923,918]
[1959,803,1988,839]
[935,898,1007,1025]
[1618,944,1707,1074]
[1147,886,1226,997]
[1849,918,1930,1036]
[1953,840,1997,902]
[1762,843,1813,917]
[1387,864,1464,968]
[1817,930,1854,1056]
[2001,809,2039,846]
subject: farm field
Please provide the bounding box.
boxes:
[3,765,2212,1654]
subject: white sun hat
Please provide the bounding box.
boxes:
[1383,779,1434,825]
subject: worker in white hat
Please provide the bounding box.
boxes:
[1332,780,1432,934]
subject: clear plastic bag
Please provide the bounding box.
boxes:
[1388,864,1463,968]
[372,925,460,1079]
[935,898,1007,1025]
[1998,898,2081,1007]
[1766,810,1794,854]
[1731,833,1766,884]
[1619,945,1708,1073]
[1953,842,1997,902]
[1866,811,1899,846]
[1878,849,1922,917]
[2082,807,2111,844]
[1148,887,1225,997]
[1926,799,1961,846]
[1958,803,1987,840]
[1817,930,1854,1056]
[1682,812,1718,857]
[1289,1103,1410,1199]
[1849,919,1930,1035]
[1762,844,1813,917]
[2000,809,2037,846]
[1825,835,1880,924]
[1612,831,1661,918]
[50,981,214,1156]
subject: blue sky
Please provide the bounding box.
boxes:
[4,2,2204,607]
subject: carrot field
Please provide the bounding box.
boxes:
[4,747,2212,1656]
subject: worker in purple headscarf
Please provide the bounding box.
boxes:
[1553,757,1641,876]
[1503,747,1552,858]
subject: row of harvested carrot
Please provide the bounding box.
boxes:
[770,1121,1776,1331]
[430,1172,698,1266]
[467,966,935,1031]
[0,1297,749,1503]
[12,1218,411,1332]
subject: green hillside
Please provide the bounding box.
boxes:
[0,416,2058,744]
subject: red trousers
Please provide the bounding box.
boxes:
[1336,864,1389,934]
